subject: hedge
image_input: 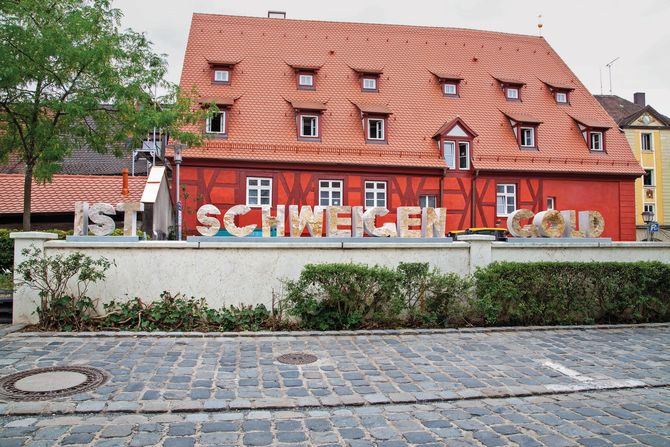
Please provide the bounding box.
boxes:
[473,261,670,326]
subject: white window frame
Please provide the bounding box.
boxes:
[520,127,535,147]
[643,169,654,187]
[214,70,229,82]
[590,131,603,151]
[319,180,343,206]
[555,92,567,103]
[506,87,519,99]
[547,197,556,210]
[206,111,226,134]
[363,77,377,90]
[443,83,457,95]
[246,177,272,207]
[368,118,385,141]
[443,140,456,169]
[496,184,516,216]
[419,195,437,208]
[644,203,655,215]
[641,133,653,151]
[300,114,319,138]
[365,181,387,209]
[298,74,313,87]
[458,141,470,170]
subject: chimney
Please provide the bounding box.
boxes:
[634,92,646,107]
[121,168,129,197]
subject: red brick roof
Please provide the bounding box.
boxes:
[0,174,146,214]
[178,14,642,175]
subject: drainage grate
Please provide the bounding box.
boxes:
[276,352,318,365]
[0,366,109,401]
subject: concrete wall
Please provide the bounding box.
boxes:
[10,233,670,324]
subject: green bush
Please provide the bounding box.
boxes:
[473,262,670,326]
[0,229,15,272]
[284,263,473,330]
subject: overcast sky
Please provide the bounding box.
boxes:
[114,0,670,114]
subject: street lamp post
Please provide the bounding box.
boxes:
[641,210,654,242]
[173,144,185,241]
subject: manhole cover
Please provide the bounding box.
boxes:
[0,366,109,401]
[277,353,318,365]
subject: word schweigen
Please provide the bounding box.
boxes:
[196,204,447,238]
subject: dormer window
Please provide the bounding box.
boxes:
[506,87,519,100]
[206,111,226,134]
[433,117,477,170]
[430,71,463,98]
[207,59,239,85]
[569,115,611,153]
[494,76,526,102]
[368,119,384,140]
[298,73,314,89]
[290,100,326,141]
[556,91,568,104]
[362,77,377,91]
[199,96,236,137]
[541,80,575,105]
[214,70,229,83]
[520,127,535,147]
[590,131,603,151]
[502,111,542,150]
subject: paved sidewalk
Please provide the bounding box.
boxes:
[0,326,668,416]
[1,387,668,446]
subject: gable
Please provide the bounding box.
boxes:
[631,112,663,127]
[446,124,469,138]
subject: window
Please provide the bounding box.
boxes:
[214,70,229,83]
[520,127,535,147]
[644,203,656,215]
[319,180,343,206]
[641,133,653,151]
[206,111,226,134]
[298,73,314,88]
[420,195,437,208]
[590,131,603,151]
[644,169,654,187]
[458,142,470,169]
[555,92,568,104]
[362,78,377,91]
[496,184,516,216]
[443,140,455,169]
[547,197,556,210]
[506,87,519,100]
[365,181,387,208]
[443,83,457,96]
[300,115,319,138]
[246,177,272,206]
[368,118,385,141]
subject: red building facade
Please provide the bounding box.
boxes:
[176,14,642,240]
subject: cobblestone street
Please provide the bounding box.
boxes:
[0,325,669,445]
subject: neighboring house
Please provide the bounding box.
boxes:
[0,173,146,230]
[596,93,670,241]
[174,14,642,239]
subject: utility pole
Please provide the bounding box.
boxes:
[172,144,186,241]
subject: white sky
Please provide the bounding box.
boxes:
[114,0,670,114]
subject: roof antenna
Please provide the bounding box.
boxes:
[537,14,543,37]
[605,57,620,94]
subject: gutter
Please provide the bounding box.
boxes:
[471,169,479,227]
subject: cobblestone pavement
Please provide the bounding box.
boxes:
[0,387,668,446]
[0,326,668,415]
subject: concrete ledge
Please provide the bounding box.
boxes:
[47,240,199,249]
[9,232,58,240]
[66,236,140,242]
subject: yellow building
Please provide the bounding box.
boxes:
[597,93,670,241]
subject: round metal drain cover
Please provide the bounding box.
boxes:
[277,353,317,365]
[0,366,109,401]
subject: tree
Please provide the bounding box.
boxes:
[0,0,206,230]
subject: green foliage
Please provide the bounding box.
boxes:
[284,263,474,330]
[473,262,670,326]
[0,0,209,229]
[15,246,112,330]
[0,229,14,272]
[0,272,12,289]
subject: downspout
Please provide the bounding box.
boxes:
[439,168,446,207]
[471,169,479,227]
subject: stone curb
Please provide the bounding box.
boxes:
[0,381,667,417]
[0,324,27,337]
[9,322,670,338]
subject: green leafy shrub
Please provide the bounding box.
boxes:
[473,262,670,326]
[0,229,16,272]
[15,246,112,330]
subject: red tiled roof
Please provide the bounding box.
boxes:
[199,96,236,106]
[492,75,526,86]
[0,174,146,214]
[352,102,393,115]
[290,100,328,111]
[207,59,241,67]
[540,79,575,91]
[501,109,543,124]
[178,14,642,175]
[429,71,464,81]
[350,66,384,75]
[568,113,612,129]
